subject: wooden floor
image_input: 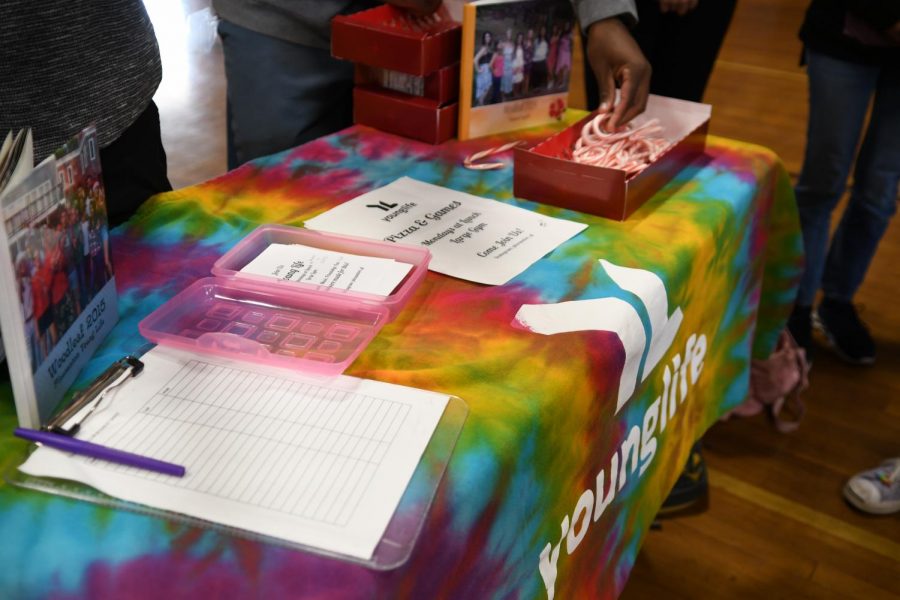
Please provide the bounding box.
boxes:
[628,2,900,597]
[145,1,900,597]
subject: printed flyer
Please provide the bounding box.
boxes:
[305,177,586,285]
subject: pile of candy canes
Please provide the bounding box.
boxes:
[569,110,669,175]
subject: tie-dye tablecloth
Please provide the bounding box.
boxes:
[0,120,802,599]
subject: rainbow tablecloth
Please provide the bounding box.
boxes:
[0,121,802,599]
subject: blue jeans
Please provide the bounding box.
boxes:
[217,20,355,169]
[795,50,900,306]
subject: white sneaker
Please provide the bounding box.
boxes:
[843,458,900,515]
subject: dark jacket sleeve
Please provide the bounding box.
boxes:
[849,0,900,31]
[571,0,639,29]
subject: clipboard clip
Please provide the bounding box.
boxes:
[44,356,144,436]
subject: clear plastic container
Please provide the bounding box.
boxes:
[211,225,431,320]
[140,225,430,376]
[139,278,389,376]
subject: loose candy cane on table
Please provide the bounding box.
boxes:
[463,141,523,171]
[569,111,669,175]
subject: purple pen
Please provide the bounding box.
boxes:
[14,427,186,477]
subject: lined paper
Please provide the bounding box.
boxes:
[19,347,449,559]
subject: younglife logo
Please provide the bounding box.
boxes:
[365,200,399,211]
[515,259,684,414]
[514,260,707,599]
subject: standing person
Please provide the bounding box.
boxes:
[490,39,506,104]
[580,0,734,517]
[67,205,85,313]
[80,204,92,304]
[49,220,75,335]
[583,0,737,107]
[214,0,647,161]
[60,210,81,316]
[15,253,39,369]
[474,31,495,106]
[787,0,900,365]
[40,228,61,348]
[212,0,443,170]
[554,24,573,89]
[523,28,536,94]
[0,0,172,227]
[547,24,560,89]
[31,234,53,360]
[512,32,526,96]
[501,28,515,98]
[531,26,550,90]
[634,0,737,102]
[87,211,108,295]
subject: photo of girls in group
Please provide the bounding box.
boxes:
[3,129,113,372]
[471,0,576,107]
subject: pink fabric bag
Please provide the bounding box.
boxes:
[727,330,810,432]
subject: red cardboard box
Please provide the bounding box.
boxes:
[353,86,458,144]
[354,63,460,106]
[513,95,711,221]
[332,4,461,76]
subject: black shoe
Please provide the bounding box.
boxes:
[787,304,813,364]
[659,442,708,517]
[813,298,875,365]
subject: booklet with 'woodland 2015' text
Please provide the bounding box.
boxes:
[0,126,118,428]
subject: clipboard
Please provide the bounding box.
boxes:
[6,353,468,570]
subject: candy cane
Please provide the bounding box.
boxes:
[569,110,669,175]
[464,141,523,171]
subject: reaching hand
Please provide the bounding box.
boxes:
[658,0,699,16]
[384,0,443,16]
[586,17,651,130]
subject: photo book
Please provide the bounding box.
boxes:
[0,126,118,428]
[458,0,576,140]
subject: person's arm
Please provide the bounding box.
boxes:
[572,0,638,27]
[850,1,900,32]
[574,0,650,129]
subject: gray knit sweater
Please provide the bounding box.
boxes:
[212,0,378,48]
[211,1,637,49]
[0,1,162,159]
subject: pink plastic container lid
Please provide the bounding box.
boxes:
[211,224,431,320]
[139,277,389,376]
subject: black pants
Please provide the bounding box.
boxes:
[585,0,738,106]
[100,100,172,227]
